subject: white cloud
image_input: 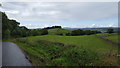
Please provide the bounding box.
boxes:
[1,0,119,2]
[0,2,118,22]
[20,24,54,29]
[91,24,96,27]
[107,23,118,27]
[4,10,19,14]
[0,2,118,28]
[92,23,117,28]
[19,23,118,29]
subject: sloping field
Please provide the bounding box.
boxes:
[96,33,117,37]
[104,35,120,44]
[10,34,119,66]
[25,35,118,53]
[96,33,119,47]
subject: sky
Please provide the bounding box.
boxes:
[0,2,118,29]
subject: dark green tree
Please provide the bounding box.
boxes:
[71,29,85,36]
[66,33,71,36]
[84,30,92,35]
[41,29,48,35]
[4,29,10,39]
[107,28,114,33]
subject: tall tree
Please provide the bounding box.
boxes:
[4,29,10,39]
[71,29,85,36]
[107,28,114,33]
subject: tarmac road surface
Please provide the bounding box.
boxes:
[2,42,32,66]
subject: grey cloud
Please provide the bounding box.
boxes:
[0,2,118,22]
[58,2,118,21]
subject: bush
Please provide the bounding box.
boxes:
[56,33,63,35]
[71,29,101,36]
[107,28,114,34]
[61,47,100,66]
[71,29,85,36]
[4,29,11,39]
[66,33,71,36]
[41,29,48,35]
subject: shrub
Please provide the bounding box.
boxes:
[61,47,100,66]
[107,28,114,34]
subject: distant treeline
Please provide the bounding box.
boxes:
[66,28,115,36]
[2,12,115,39]
[66,29,101,36]
[44,26,62,29]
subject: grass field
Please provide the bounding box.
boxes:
[96,33,119,44]
[10,33,119,66]
[96,33,118,36]
[104,35,120,44]
[24,34,118,53]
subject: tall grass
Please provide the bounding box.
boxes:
[10,33,119,66]
[12,38,101,66]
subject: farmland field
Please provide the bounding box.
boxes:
[2,2,119,66]
[96,33,119,46]
[96,33,118,37]
[24,34,118,53]
[10,33,119,66]
[104,35,120,44]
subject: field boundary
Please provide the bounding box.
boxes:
[96,35,120,48]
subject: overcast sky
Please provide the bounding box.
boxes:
[0,2,118,28]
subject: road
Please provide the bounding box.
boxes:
[2,42,32,66]
[0,41,2,67]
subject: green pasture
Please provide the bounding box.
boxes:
[10,33,119,66]
[24,34,118,53]
[97,33,119,44]
[105,35,120,44]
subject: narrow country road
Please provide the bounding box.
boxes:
[2,42,32,66]
[0,42,2,67]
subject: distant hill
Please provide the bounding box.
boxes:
[48,28,71,35]
[64,27,120,33]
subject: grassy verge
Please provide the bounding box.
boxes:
[8,34,119,66]
[11,39,102,66]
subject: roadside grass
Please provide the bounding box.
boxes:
[9,33,119,66]
[11,39,101,66]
